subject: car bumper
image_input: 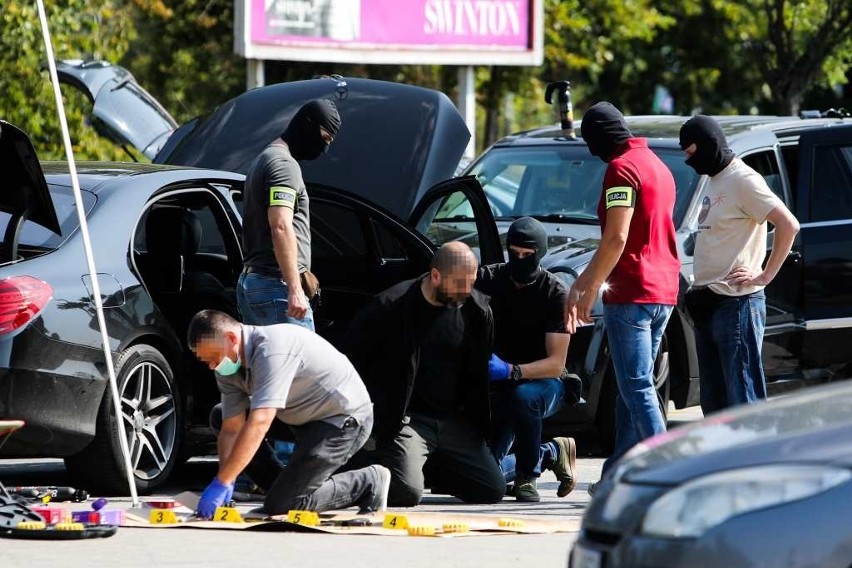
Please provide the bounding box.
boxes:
[0,367,105,457]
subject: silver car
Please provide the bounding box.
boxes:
[570,380,852,568]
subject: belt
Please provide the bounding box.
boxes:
[243,266,281,277]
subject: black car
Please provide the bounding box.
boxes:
[0,69,506,493]
[460,115,852,450]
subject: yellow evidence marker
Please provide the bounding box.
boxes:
[497,518,525,528]
[55,522,85,531]
[286,510,319,526]
[16,521,47,530]
[149,509,180,524]
[407,525,436,536]
[442,523,470,534]
[214,506,244,523]
[382,514,409,530]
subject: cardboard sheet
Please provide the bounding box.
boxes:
[121,492,579,536]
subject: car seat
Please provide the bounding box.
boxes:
[137,206,237,342]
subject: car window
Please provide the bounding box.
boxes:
[371,220,408,261]
[416,190,481,252]
[310,200,367,259]
[468,146,699,226]
[742,150,786,203]
[0,185,96,252]
[809,144,852,223]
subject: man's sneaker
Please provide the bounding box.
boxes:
[551,436,578,497]
[514,478,540,502]
[359,465,391,513]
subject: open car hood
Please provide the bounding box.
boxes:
[156,76,470,218]
[0,121,61,236]
[55,60,177,160]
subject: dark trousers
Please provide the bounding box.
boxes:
[369,412,505,507]
[687,289,768,415]
[210,404,380,515]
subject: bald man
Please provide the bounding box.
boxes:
[344,242,505,506]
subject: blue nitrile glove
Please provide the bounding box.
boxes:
[196,477,234,519]
[488,353,511,381]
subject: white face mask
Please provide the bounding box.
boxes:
[214,355,241,376]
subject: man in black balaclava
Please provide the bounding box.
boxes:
[476,217,579,502]
[568,101,681,495]
[232,97,341,482]
[679,115,799,416]
[239,98,341,332]
[580,101,633,161]
[281,99,341,162]
[678,114,733,176]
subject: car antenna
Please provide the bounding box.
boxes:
[545,81,576,139]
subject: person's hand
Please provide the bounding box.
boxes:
[565,278,598,331]
[488,354,511,381]
[726,266,768,289]
[288,287,309,319]
[196,478,234,519]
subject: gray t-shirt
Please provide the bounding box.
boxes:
[242,142,311,273]
[217,324,371,427]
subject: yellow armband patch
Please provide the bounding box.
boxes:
[269,186,297,208]
[605,186,636,209]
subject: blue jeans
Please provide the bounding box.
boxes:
[236,271,314,331]
[491,378,565,481]
[602,303,673,474]
[693,290,767,415]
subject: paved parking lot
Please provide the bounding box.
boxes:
[0,407,703,568]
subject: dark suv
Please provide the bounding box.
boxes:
[450,115,852,450]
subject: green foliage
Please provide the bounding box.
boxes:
[0,0,848,158]
[123,0,246,124]
[0,1,135,160]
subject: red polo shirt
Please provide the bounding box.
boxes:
[596,138,680,305]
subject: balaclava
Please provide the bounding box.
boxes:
[679,115,734,176]
[580,102,632,162]
[506,217,547,285]
[282,99,341,161]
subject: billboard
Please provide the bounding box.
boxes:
[235,0,543,66]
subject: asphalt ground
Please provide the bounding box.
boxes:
[0,406,703,568]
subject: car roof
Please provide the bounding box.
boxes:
[41,161,243,193]
[493,115,849,148]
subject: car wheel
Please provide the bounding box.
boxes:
[65,344,182,494]
[595,334,671,455]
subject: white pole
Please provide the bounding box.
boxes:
[35,0,139,505]
[457,65,476,160]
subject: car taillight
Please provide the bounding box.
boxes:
[0,276,53,335]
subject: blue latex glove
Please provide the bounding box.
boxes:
[488,353,511,381]
[196,477,234,519]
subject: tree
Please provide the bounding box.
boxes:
[758,0,852,114]
[0,1,135,160]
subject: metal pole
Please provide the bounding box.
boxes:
[35,0,139,505]
[457,65,476,160]
[247,59,265,90]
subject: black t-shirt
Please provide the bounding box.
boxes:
[409,292,467,415]
[476,264,568,364]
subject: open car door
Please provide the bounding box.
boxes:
[408,175,503,265]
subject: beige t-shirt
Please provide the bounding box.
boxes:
[693,158,782,296]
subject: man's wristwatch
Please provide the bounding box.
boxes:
[510,364,523,381]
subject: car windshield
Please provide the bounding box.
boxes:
[467,145,699,226]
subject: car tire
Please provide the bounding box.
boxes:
[65,344,182,495]
[595,334,671,455]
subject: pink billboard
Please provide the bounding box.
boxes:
[251,0,531,49]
